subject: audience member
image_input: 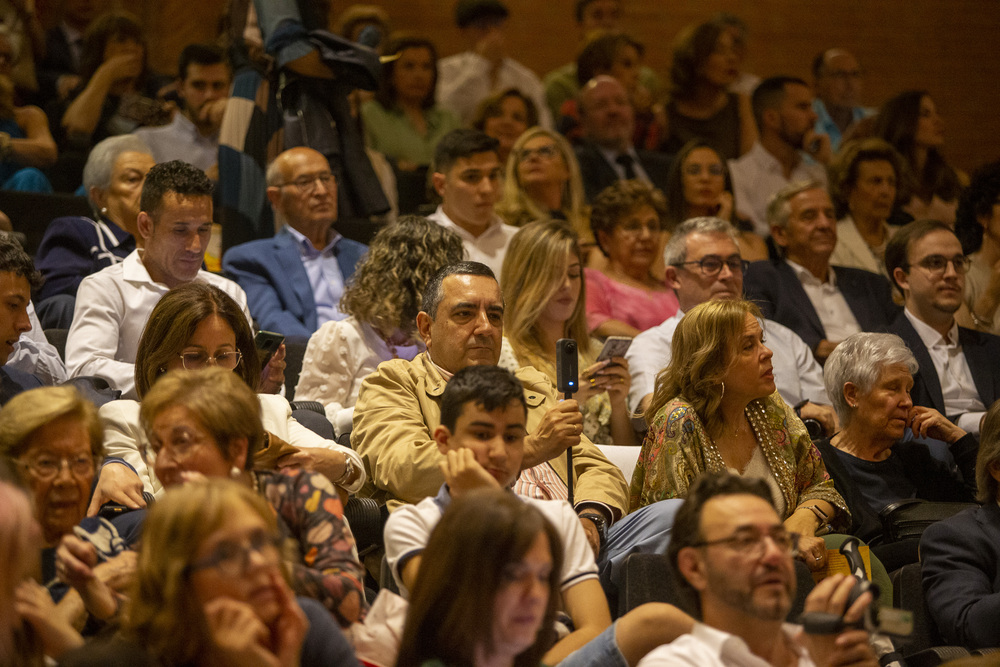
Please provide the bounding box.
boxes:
[574,76,671,202]
[632,299,849,573]
[729,76,830,236]
[815,332,976,571]
[91,282,359,510]
[955,160,1000,334]
[0,0,44,100]
[427,128,515,279]
[710,12,760,96]
[0,235,42,402]
[223,146,367,338]
[59,478,360,665]
[495,127,588,245]
[660,20,756,161]
[920,399,1000,651]
[437,0,551,128]
[34,135,153,325]
[886,219,999,435]
[295,216,464,431]
[361,34,460,172]
[65,160,248,399]
[470,86,538,165]
[663,138,767,261]
[501,220,636,446]
[132,43,231,173]
[37,0,106,103]
[743,181,897,362]
[638,471,877,667]
[811,48,873,151]
[627,218,834,436]
[0,31,56,193]
[874,90,967,225]
[585,180,678,337]
[828,138,906,277]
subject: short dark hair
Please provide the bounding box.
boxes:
[751,76,808,131]
[471,88,539,132]
[440,365,527,431]
[177,43,229,81]
[421,261,497,318]
[884,219,956,297]
[956,160,1000,255]
[454,0,508,29]
[575,0,619,23]
[667,471,775,614]
[576,32,644,87]
[140,160,214,219]
[433,128,500,175]
[0,236,41,290]
[589,180,667,257]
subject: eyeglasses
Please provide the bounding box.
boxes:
[682,163,725,176]
[143,429,212,465]
[17,454,95,480]
[517,144,560,162]
[673,255,749,277]
[277,172,335,193]
[619,219,661,235]
[909,254,971,275]
[177,351,243,370]
[188,529,282,577]
[692,527,800,559]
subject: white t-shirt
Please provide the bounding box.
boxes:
[638,621,815,667]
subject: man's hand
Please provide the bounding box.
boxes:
[260,343,286,394]
[439,448,501,499]
[86,463,146,516]
[909,406,966,444]
[578,515,601,557]
[198,98,229,132]
[803,129,833,165]
[522,400,583,468]
[799,574,878,667]
[473,27,505,70]
[800,402,839,436]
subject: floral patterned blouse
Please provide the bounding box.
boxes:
[628,392,849,528]
[256,468,368,626]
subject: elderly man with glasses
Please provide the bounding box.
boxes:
[223,146,368,339]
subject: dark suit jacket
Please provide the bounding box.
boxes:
[574,140,673,201]
[743,259,898,352]
[921,502,1000,649]
[0,366,43,405]
[889,313,1000,420]
[223,228,367,338]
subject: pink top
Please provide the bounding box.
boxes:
[585,268,679,333]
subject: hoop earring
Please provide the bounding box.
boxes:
[719,381,725,400]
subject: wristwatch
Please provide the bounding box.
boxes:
[579,511,608,549]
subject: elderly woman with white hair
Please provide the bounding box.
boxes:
[814,331,977,570]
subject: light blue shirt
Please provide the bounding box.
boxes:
[812,99,874,151]
[284,225,347,326]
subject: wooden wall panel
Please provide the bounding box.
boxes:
[129,0,1000,172]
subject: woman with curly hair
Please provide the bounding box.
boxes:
[294,216,465,432]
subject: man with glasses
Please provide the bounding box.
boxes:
[66,161,249,399]
[223,146,368,338]
[886,220,999,436]
[811,49,873,152]
[640,471,877,667]
[626,217,837,435]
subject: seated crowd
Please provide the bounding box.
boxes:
[1,0,999,665]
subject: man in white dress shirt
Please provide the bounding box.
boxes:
[626,217,836,434]
[428,129,517,280]
[65,161,249,399]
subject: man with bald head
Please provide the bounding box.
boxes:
[223,146,368,338]
[574,75,672,201]
[812,48,874,150]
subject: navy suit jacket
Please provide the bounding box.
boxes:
[743,259,899,352]
[222,228,367,338]
[574,140,673,202]
[889,313,1000,419]
[921,502,1000,649]
[0,366,43,405]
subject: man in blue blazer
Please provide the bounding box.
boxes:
[223,147,367,338]
[743,181,897,363]
[885,220,1000,435]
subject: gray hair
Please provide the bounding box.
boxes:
[766,179,826,230]
[82,135,152,202]
[662,217,740,266]
[976,401,1000,503]
[823,332,918,426]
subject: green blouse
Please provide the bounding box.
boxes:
[361,100,460,167]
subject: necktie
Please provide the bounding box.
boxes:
[616,153,637,180]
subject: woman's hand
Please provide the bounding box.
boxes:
[714,190,734,221]
[14,580,85,658]
[269,572,307,667]
[97,50,144,85]
[204,598,280,667]
[277,448,346,484]
[578,358,631,404]
[796,534,828,572]
[86,462,147,516]
[259,344,286,394]
[909,406,966,444]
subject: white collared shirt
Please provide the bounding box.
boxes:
[427,205,518,283]
[904,308,985,433]
[133,112,220,172]
[785,260,861,342]
[638,621,815,667]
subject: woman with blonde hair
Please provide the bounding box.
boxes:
[632,299,848,572]
[501,220,635,445]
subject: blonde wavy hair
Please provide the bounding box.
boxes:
[0,386,103,464]
[496,127,589,239]
[341,215,465,339]
[645,299,762,425]
[501,220,592,379]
